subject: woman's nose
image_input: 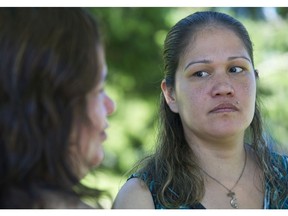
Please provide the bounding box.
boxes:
[105,94,116,116]
[211,78,235,97]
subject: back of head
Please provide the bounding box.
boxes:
[0,8,102,208]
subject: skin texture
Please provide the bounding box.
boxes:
[162,27,256,148]
[113,27,263,209]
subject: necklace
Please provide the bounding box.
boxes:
[200,148,247,209]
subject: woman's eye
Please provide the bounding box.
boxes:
[193,71,209,77]
[229,66,243,73]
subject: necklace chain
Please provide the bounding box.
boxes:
[200,147,247,209]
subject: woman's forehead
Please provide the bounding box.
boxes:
[182,28,249,60]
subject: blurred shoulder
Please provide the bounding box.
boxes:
[39,189,92,209]
[112,177,154,209]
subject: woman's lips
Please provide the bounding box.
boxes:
[100,131,107,141]
[209,103,239,114]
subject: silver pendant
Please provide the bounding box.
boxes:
[227,191,238,209]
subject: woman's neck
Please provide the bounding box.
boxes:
[188,134,247,180]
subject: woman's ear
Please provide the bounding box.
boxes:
[161,79,179,113]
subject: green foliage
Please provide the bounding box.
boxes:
[258,53,288,152]
[89,7,174,99]
[81,8,288,208]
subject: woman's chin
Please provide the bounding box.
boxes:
[90,151,105,168]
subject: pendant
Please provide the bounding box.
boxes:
[227,191,238,209]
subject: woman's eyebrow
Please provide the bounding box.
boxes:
[228,56,251,63]
[184,59,211,71]
[184,56,252,71]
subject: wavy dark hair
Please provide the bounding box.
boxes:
[136,11,287,208]
[0,8,105,208]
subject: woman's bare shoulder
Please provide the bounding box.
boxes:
[112,177,155,209]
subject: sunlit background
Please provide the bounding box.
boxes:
[80,7,288,208]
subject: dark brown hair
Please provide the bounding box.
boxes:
[0,8,104,208]
[136,11,286,208]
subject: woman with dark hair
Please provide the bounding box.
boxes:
[113,11,288,209]
[0,8,115,208]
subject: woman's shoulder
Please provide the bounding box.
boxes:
[112,175,154,209]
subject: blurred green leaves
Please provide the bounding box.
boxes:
[90,8,173,99]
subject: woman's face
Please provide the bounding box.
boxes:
[162,27,256,144]
[71,49,115,177]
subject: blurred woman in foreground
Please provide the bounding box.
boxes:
[0,8,115,208]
